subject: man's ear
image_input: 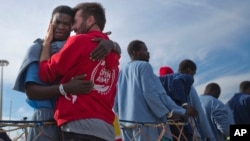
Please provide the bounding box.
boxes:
[88,15,95,25]
[187,68,194,75]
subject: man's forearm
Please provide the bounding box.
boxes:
[26,83,61,100]
[40,23,53,61]
[40,42,50,61]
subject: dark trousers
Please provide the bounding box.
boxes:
[170,124,193,141]
[62,131,107,141]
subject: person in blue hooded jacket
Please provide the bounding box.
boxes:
[159,65,215,141]
[200,83,233,141]
[227,80,250,124]
[159,59,198,141]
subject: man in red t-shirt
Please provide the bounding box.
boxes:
[39,2,120,141]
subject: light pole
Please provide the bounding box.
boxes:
[0,59,9,120]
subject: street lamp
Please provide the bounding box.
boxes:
[0,59,9,120]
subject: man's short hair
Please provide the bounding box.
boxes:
[204,83,221,98]
[178,59,197,73]
[52,5,74,18]
[73,2,106,31]
[239,80,250,93]
[127,40,145,57]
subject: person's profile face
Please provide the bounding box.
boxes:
[72,9,88,34]
[246,86,250,94]
[51,13,72,41]
[188,69,196,76]
[136,44,150,62]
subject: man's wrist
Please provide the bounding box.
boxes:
[181,103,188,107]
[167,111,173,118]
[59,84,67,95]
[42,40,51,48]
[40,42,51,61]
[59,84,70,100]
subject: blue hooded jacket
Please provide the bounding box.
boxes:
[159,72,194,106]
[13,38,65,109]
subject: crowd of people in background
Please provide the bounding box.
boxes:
[0,1,248,141]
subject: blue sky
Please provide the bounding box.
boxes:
[0,0,250,123]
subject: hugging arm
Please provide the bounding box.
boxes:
[90,38,121,61]
[26,75,93,100]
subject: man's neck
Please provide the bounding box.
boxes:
[89,25,101,32]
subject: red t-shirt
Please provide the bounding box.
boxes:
[39,31,120,126]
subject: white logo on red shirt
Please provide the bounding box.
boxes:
[91,60,115,95]
[64,60,116,103]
